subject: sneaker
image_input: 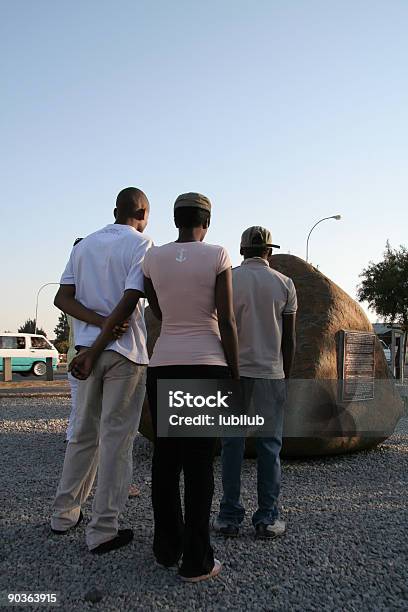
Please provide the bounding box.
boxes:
[255,520,286,540]
[51,511,83,535]
[179,559,222,583]
[212,517,239,538]
[90,529,134,555]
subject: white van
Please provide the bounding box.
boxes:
[0,333,59,377]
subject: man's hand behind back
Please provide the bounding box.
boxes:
[69,320,130,379]
[112,320,130,339]
[69,350,95,380]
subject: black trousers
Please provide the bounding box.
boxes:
[146,364,230,578]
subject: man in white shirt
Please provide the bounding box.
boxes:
[213,226,297,539]
[50,187,152,554]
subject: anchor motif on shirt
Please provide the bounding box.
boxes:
[176,248,187,263]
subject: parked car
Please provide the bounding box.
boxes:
[0,333,59,377]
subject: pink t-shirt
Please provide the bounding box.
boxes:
[142,241,232,367]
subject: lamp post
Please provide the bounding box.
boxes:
[306,215,341,263]
[34,283,59,334]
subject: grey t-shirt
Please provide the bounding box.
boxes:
[232,258,297,379]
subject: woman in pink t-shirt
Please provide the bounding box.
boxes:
[143,192,239,583]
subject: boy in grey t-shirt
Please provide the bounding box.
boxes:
[214,226,297,539]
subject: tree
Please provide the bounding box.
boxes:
[54,312,69,342]
[18,318,47,337]
[53,312,70,354]
[357,241,408,355]
[54,339,69,355]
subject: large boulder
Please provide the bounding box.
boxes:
[139,255,404,457]
[269,254,403,456]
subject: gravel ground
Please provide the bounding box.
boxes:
[1,398,407,612]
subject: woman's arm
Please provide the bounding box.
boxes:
[215,268,240,379]
[69,289,144,379]
[144,276,162,321]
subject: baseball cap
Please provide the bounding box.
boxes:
[240,226,280,249]
[174,192,212,213]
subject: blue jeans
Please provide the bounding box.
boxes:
[218,378,285,527]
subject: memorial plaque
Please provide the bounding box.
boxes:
[340,330,376,402]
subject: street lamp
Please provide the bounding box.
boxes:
[34,283,59,334]
[306,215,342,263]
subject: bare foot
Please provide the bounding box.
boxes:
[180,559,222,583]
[128,484,140,498]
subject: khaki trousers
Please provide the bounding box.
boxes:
[51,350,146,550]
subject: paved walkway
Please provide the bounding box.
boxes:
[0,379,69,397]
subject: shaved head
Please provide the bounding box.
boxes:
[115,187,149,219]
[114,187,150,232]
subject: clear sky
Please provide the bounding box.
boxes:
[1,0,407,336]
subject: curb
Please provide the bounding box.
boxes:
[0,392,71,399]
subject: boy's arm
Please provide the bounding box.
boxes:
[69,289,144,379]
[282,313,296,378]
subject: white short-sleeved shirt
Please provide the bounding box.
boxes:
[60,224,153,364]
[142,241,231,367]
[232,257,297,379]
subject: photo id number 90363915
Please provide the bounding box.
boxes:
[0,593,59,607]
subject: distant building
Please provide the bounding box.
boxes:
[373,323,406,379]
